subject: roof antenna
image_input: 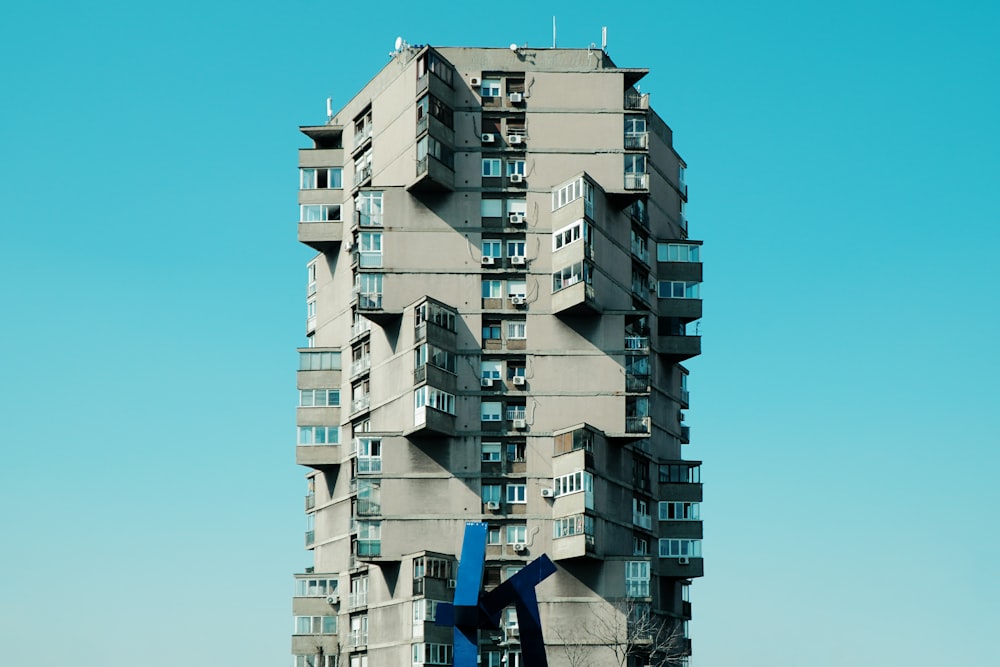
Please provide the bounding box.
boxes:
[326,97,333,122]
[552,16,557,48]
[601,26,607,53]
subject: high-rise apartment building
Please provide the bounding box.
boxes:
[292,45,703,667]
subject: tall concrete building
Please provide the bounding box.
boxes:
[292,44,703,667]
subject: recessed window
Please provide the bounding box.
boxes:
[506,240,526,258]
[481,360,502,380]
[507,280,526,298]
[482,159,502,177]
[505,524,527,544]
[482,280,503,299]
[300,204,342,222]
[482,239,503,259]
[482,483,501,503]
[506,160,526,176]
[481,401,502,421]
[481,442,502,462]
[625,560,650,598]
[482,321,501,340]
[480,79,502,97]
[300,168,343,189]
[506,321,526,340]
[506,483,526,504]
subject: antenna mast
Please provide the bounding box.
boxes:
[552,16,557,48]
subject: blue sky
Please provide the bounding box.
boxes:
[1,1,998,665]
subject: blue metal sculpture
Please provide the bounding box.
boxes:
[437,522,557,667]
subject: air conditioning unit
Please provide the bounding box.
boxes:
[507,134,524,145]
[512,375,526,387]
[481,377,494,388]
[678,556,690,565]
[509,173,524,184]
[326,594,340,605]
[509,92,524,103]
[344,237,355,251]
[510,296,525,306]
[510,255,526,265]
[540,488,555,498]
[447,578,458,589]
[481,133,495,143]
[481,256,495,266]
[486,501,501,511]
[508,626,521,638]
[512,543,526,553]
[470,76,481,86]
[509,214,525,225]
[513,418,527,430]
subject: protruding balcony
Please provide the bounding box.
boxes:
[658,557,705,578]
[297,441,341,468]
[655,335,702,362]
[624,88,650,110]
[625,416,651,435]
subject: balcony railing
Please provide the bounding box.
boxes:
[632,511,653,530]
[625,335,649,350]
[351,395,371,413]
[305,494,316,511]
[357,292,382,309]
[416,156,428,175]
[356,210,383,227]
[358,252,382,268]
[355,499,381,517]
[349,591,368,608]
[630,240,650,265]
[417,115,428,135]
[506,408,526,421]
[624,89,650,110]
[354,165,372,186]
[626,374,650,393]
[624,132,649,149]
[625,173,649,190]
[626,416,650,434]
[350,356,371,376]
[351,319,371,339]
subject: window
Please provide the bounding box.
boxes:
[506,321,526,340]
[349,574,369,608]
[656,243,700,263]
[358,232,382,268]
[481,401,502,422]
[487,526,501,544]
[481,198,503,217]
[294,577,338,597]
[481,360,502,380]
[357,273,383,309]
[506,483,526,504]
[300,168,343,189]
[298,426,339,446]
[482,442,502,462]
[299,389,340,407]
[507,159,526,176]
[307,262,318,296]
[553,470,593,497]
[507,280,526,298]
[482,239,502,259]
[482,280,503,299]
[349,614,369,646]
[553,514,594,539]
[506,403,526,421]
[482,159,502,177]
[659,463,701,483]
[658,539,702,558]
[356,522,381,557]
[483,652,502,667]
[657,281,701,299]
[301,204,342,222]
[552,219,591,251]
[506,240,525,258]
[625,115,647,136]
[482,321,501,340]
[625,154,646,174]
[552,261,591,292]
[416,344,456,373]
[415,301,456,332]
[505,441,525,462]
[413,599,442,623]
[415,386,456,414]
[412,643,453,665]
[633,497,652,529]
[299,351,341,370]
[417,136,453,169]
[506,524,527,544]
[482,484,501,504]
[625,561,650,598]
[551,177,594,212]
[658,501,701,521]
[294,616,338,634]
[306,299,317,323]
[503,565,523,581]
[480,79,501,97]
[413,556,452,580]
[507,199,527,216]
[295,655,337,667]
[356,191,383,226]
[354,438,381,473]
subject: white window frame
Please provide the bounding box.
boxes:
[480,79,502,97]
[298,426,340,445]
[507,280,526,298]
[481,360,502,380]
[506,321,526,340]
[481,401,502,421]
[506,159,526,176]
[300,204,342,222]
[505,524,527,544]
[482,279,503,299]
[299,389,340,407]
[482,239,503,259]
[481,442,502,462]
[506,483,527,504]
[482,159,502,177]
[625,560,650,598]
[506,240,526,258]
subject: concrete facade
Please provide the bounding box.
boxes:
[292,45,703,667]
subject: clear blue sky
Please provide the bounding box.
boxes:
[1,1,997,665]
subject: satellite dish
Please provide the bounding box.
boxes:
[395,36,403,51]
[510,43,519,52]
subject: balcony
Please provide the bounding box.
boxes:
[624,89,650,110]
[625,335,649,351]
[680,425,690,444]
[625,416,650,435]
[355,209,383,228]
[297,442,341,468]
[350,356,371,377]
[624,132,649,150]
[298,220,343,253]
[305,530,315,547]
[305,493,316,511]
[658,557,704,578]
[355,291,383,311]
[552,279,599,316]
[351,395,371,414]
[356,251,382,269]
[626,374,650,393]
[632,511,653,530]
[506,407,526,422]
[630,239,650,266]
[624,173,649,191]
[351,319,371,339]
[353,164,372,188]
[655,335,701,362]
